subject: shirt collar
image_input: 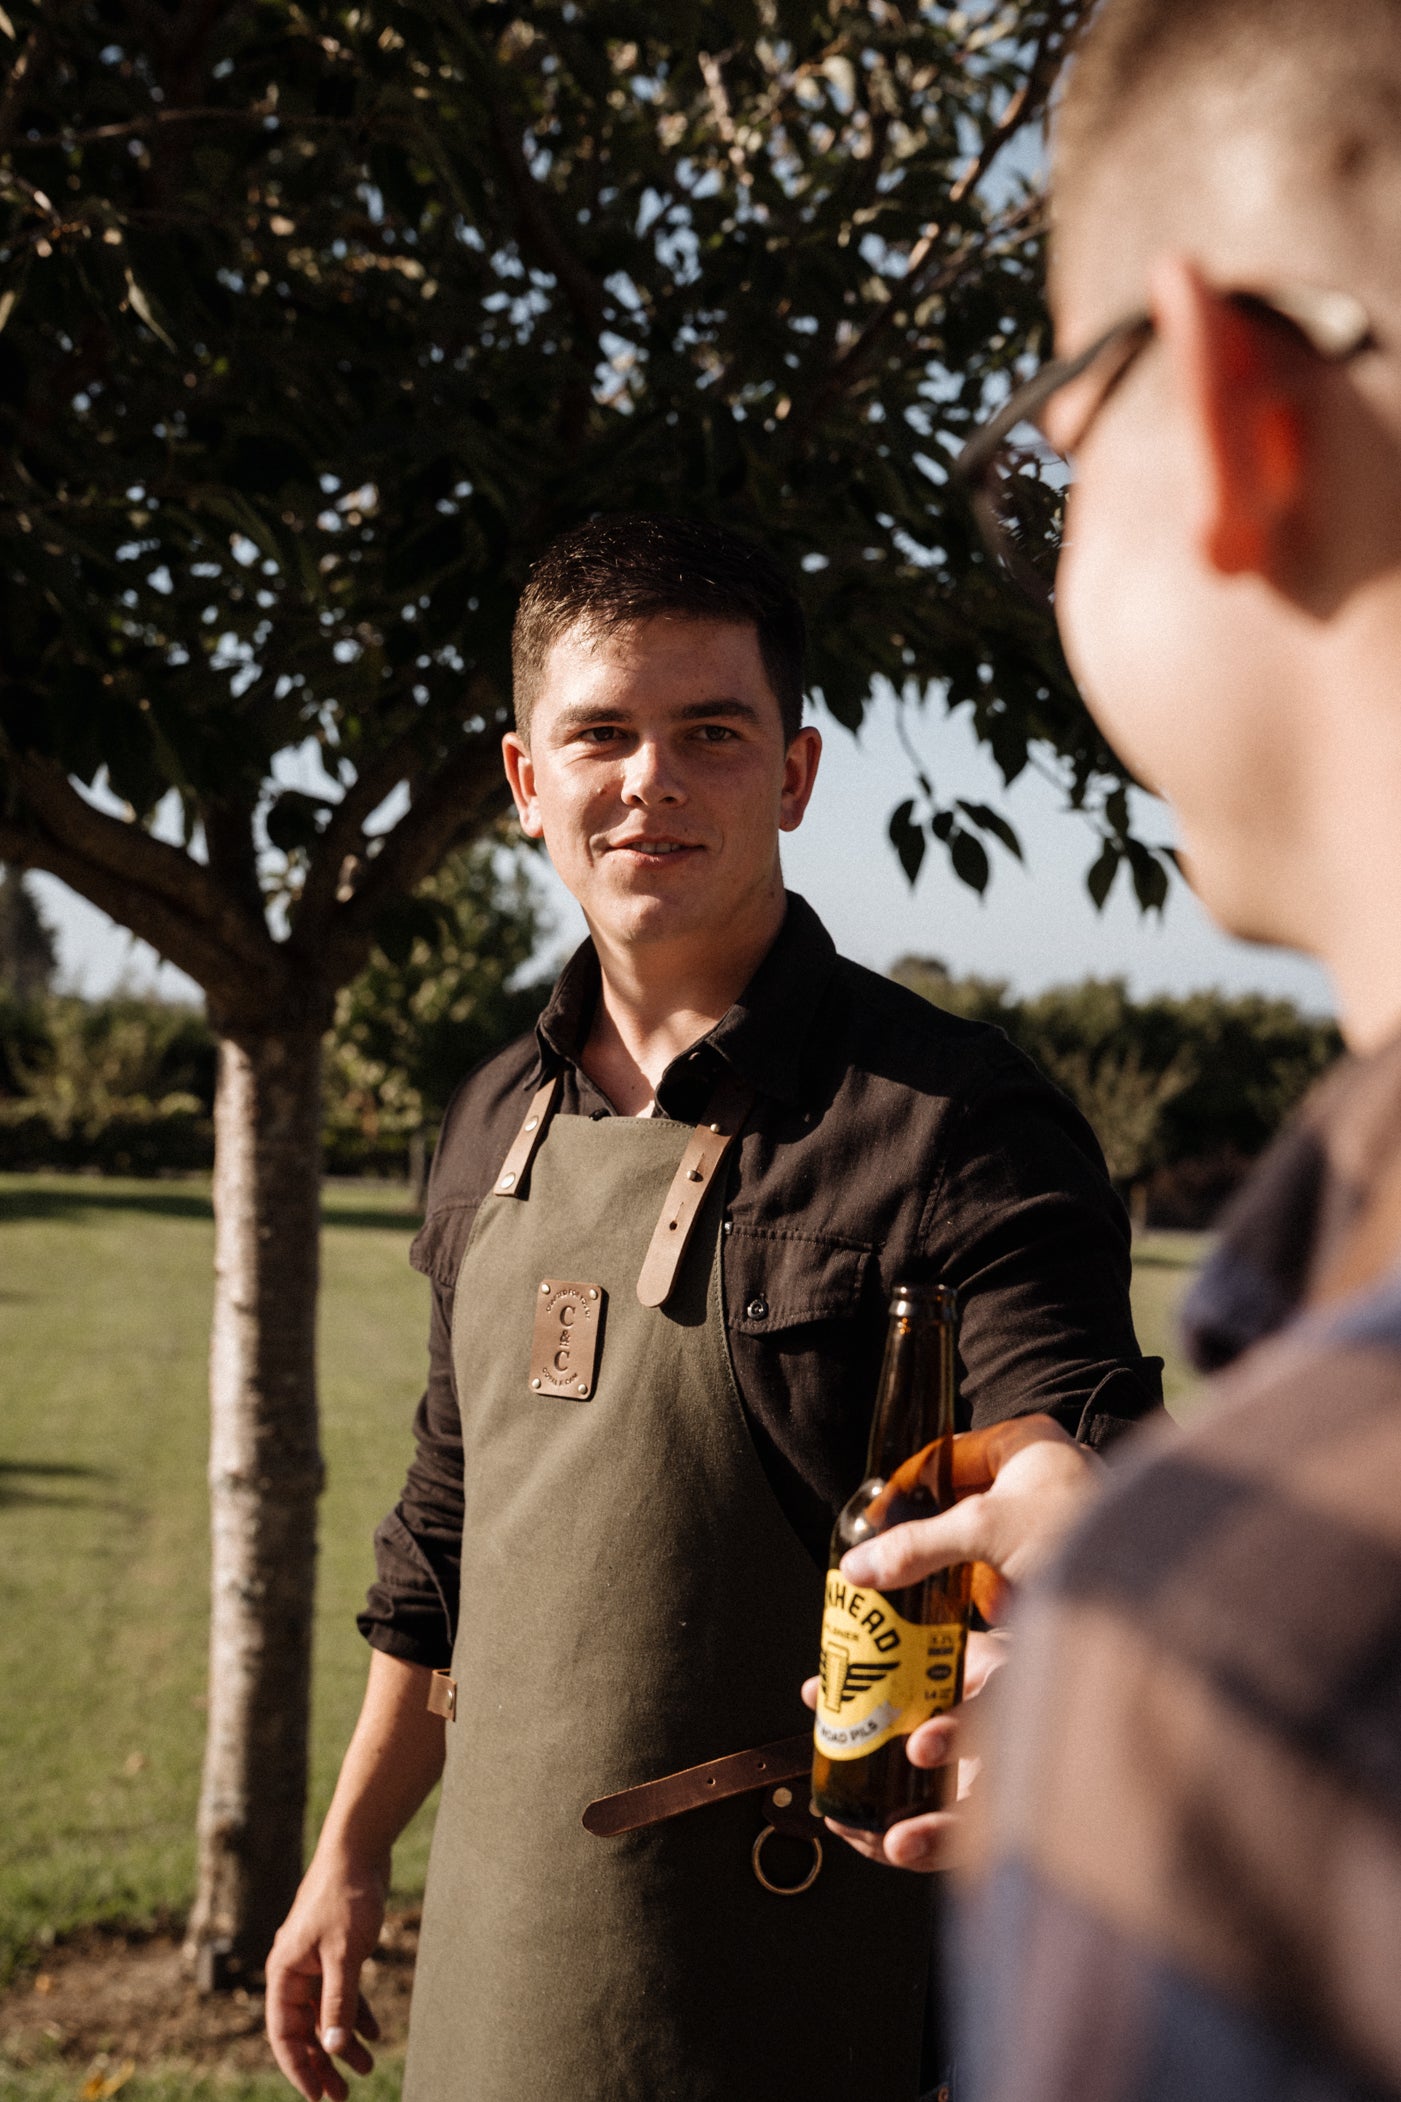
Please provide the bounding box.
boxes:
[530,891,839,1113]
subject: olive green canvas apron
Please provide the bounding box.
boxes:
[404,1100,936,2101]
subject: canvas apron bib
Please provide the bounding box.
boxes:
[404,1088,936,2101]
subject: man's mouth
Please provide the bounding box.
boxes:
[608,838,699,858]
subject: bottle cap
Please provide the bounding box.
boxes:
[888,1280,959,1321]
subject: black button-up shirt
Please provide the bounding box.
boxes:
[360,893,1164,1666]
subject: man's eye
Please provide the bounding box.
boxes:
[695,724,738,743]
[580,725,622,744]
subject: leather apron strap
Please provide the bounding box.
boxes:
[636,1070,755,1308]
[492,1066,755,1311]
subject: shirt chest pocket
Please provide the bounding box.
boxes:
[723,1224,872,1338]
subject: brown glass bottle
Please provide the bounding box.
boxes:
[811,1281,971,1832]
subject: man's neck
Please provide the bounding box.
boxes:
[580,892,786,1116]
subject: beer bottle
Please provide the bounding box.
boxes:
[811,1281,971,1831]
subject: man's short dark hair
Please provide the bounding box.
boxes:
[1057,0,1401,210]
[511,514,807,744]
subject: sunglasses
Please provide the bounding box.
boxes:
[955,282,1376,612]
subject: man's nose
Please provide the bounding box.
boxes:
[621,738,684,805]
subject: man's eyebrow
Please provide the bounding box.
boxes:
[551,695,763,737]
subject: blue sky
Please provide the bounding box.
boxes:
[32,682,1333,1016]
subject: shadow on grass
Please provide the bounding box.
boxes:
[0,1183,419,1234]
[0,1458,113,1512]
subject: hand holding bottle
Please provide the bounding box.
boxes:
[805,1413,1104,1872]
[843,1413,1105,1619]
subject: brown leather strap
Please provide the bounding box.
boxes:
[492,1075,560,1200]
[636,1073,755,1309]
[582,1731,813,1837]
[427,1670,457,1722]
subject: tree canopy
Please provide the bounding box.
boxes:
[0,0,1168,992]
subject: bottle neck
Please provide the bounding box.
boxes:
[864,1304,956,1484]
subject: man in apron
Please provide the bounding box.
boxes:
[266,514,1164,2102]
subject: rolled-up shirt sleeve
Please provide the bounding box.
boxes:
[926,1051,1166,1448]
[357,1280,464,1667]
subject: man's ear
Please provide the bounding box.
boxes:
[779,724,823,833]
[1150,255,1306,579]
[501,730,544,839]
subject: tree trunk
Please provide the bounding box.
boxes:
[185,1020,326,1985]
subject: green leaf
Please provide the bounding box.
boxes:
[957,800,1023,860]
[888,798,926,886]
[948,827,990,895]
[1087,842,1121,911]
[123,269,176,354]
[1127,842,1170,915]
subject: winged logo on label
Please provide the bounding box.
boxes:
[819,1639,897,1711]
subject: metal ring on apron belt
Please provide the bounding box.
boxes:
[751,1824,823,1895]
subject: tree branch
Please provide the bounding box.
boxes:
[0,16,52,160]
[311,740,512,986]
[7,752,271,974]
[291,717,437,937]
[794,12,1074,438]
[0,809,267,1000]
[487,105,608,341]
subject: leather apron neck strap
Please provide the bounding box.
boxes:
[492,1065,755,1310]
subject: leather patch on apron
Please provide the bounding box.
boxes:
[528,1279,604,1399]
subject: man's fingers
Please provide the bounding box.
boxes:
[841,1498,994,1588]
[267,1960,334,2100]
[800,1674,819,1711]
[825,1811,960,1872]
[823,1819,889,1864]
[905,1715,957,1769]
[320,1956,374,2076]
[882,1810,960,1872]
[356,1992,382,2044]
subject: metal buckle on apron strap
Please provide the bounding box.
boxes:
[426,1670,457,1722]
[582,1732,825,1895]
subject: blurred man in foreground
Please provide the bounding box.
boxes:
[833,1,1401,2094]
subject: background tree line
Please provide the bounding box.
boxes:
[893,955,1343,1226]
[3,865,1342,1226]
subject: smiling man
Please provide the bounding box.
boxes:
[264,514,1162,2102]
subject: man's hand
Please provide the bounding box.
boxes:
[802,1629,1010,1871]
[807,1416,1106,1872]
[264,1651,447,2098]
[842,1414,1104,1619]
[265,1849,389,2102]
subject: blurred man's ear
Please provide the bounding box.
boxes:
[1152,256,1307,581]
[502,730,545,839]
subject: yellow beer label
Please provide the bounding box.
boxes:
[814,1571,966,1761]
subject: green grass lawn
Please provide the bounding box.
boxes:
[1130,1228,1212,1418]
[0,1180,1207,2098]
[0,1177,438,1984]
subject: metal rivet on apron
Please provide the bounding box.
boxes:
[577,1384,587,1395]
[525,1115,539,1132]
[531,1378,542,1390]
[687,1166,704,1183]
[772,1786,792,1808]
[746,1295,768,1321]
[500,1171,516,1190]
[588,1288,599,1300]
[540,1281,551,1294]
[708,1122,721,1133]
